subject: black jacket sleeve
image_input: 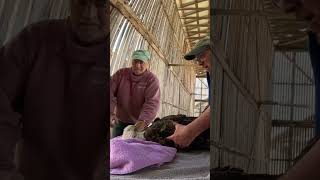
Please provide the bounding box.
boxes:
[0,27,33,180]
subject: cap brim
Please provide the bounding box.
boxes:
[184,54,196,60]
[133,58,148,62]
[184,45,209,60]
[132,55,149,62]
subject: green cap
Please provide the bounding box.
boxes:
[132,50,151,62]
[184,36,210,60]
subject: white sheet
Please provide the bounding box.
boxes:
[110,150,210,180]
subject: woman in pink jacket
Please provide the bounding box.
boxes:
[110,50,161,138]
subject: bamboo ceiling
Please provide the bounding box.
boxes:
[175,0,308,52]
[175,0,210,77]
[174,0,309,75]
[175,0,210,46]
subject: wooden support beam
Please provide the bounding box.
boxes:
[189,38,206,44]
[187,30,210,36]
[273,82,314,86]
[180,0,207,8]
[178,7,209,10]
[183,9,208,17]
[258,101,311,108]
[270,158,292,162]
[270,24,307,30]
[168,64,194,67]
[211,140,251,159]
[211,8,288,17]
[277,36,308,47]
[185,36,208,40]
[180,16,209,19]
[272,120,315,128]
[272,35,306,40]
[267,14,302,22]
[184,19,199,25]
[185,24,209,27]
[184,18,208,25]
[187,29,210,33]
[271,31,305,35]
[185,26,203,31]
[282,52,314,83]
[269,22,306,27]
[275,46,308,51]
[195,99,208,102]
[269,19,306,23]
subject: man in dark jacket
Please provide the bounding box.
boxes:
[0,0,108,180]
[167,37,211,148]
[274,0,320,179]
[274,0,320,136]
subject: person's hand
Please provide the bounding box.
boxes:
[134,121,148,131]
[110,114,118,127]
[166,123,197,149]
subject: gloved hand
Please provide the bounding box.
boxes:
[134,121,148,131]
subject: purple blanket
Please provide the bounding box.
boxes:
[110,137,177,174]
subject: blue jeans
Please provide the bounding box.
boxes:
[308,32,320,136]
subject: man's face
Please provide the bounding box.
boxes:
[70,0,107,44]
[131,59,149,75]
[196,49,212,72]
[276,0,320,33]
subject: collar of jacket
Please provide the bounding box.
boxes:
[61,23,108,64]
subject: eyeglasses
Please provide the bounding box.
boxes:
[195,51,206,64]
[133,59,147,65]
